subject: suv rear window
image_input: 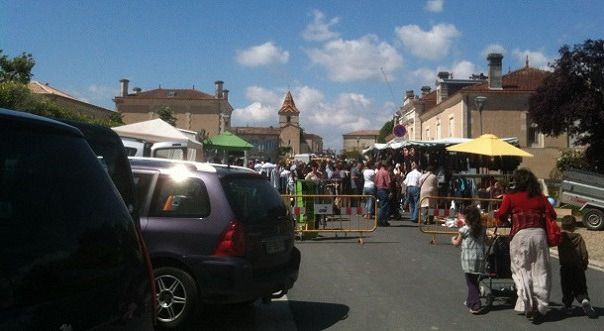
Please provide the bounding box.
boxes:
[148,175,210,218]
[221,176,287,224]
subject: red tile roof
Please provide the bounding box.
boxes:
[461,67,549,93]
[278,91,300,114]
[128,88,216,99]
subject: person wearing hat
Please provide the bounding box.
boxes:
[557,215,595,317]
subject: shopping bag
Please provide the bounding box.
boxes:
[544,213,560,246]
[542,195,561,247]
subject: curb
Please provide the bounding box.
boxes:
[549,248,604,273]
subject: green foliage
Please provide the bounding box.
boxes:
[529,39,604,173]
[378,120,394,143]
[556,149,590,172]
[0,50,35,84]
[156,106,177,126]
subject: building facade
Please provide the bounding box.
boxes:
[232,91,323,161]
[114,79,232,138]
[342,130,381,152]
[417,53,569,178]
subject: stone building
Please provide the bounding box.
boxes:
[410,53,569,178]
[114,79,232,138]
[342,130,381,152]
[232,91,323,161]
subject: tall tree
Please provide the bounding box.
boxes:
[0,50,35,84]
[528,39,604,172]
[157,106,177,126]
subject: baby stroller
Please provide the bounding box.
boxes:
[479,229,517,308]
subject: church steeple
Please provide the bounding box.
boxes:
[278,91,300,115]
[278,91,300,127]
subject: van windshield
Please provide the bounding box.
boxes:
[221,176,287,224]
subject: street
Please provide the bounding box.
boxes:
[193,220,603,330]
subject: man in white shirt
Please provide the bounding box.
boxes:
[403,161,422,222]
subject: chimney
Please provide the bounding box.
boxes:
[133,87,142,94]
[421,86,431,97]
[405,90,414,100]
[215,80,224,98]
[436,72,449,103]
[119,79,129,97]
[223,89,229,101]
[487,53,503,90]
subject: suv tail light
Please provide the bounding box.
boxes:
[213,219,246,256]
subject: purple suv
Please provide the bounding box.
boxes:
[130,157,300,329]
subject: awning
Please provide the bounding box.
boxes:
[203,131,253,151]
[112,119,202,148]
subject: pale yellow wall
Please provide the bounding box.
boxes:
[280,126,301,155]
[421,102,464,140]
[343,136,377,152]
[117,97,224,137]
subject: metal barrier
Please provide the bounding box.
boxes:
[281,194,377,244]
[417,196,503,244]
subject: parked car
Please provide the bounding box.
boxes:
[560,168,604,230]
[130,157,301,329]
[0,108,154,330]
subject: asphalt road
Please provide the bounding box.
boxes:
[192,219,604,330]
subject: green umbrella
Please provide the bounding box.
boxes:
[203,131,253,151]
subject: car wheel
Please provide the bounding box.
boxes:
[583,209,604,231]
[154,267,199,329]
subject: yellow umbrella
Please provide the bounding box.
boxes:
[445,134,533,157]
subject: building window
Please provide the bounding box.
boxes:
[528,123,542,147]
[436,119,442,139]
[448,116,455,137]
[286,116,291,123]
[425,128,431,140]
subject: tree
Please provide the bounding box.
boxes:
[0,50,35,84]
[378,120,394,143]
[528,39,604,173]
[157,106,177,126]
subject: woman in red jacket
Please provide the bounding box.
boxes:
[495,168,556,321]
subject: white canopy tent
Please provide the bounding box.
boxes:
[112,119,203,148]
[362,137,518,154]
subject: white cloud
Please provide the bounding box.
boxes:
[232,85,391,151]
[425,0,444,13]
[512,49,553,70]
[447,60,480,80]
[395,23,460,60]
[236,42,290,67]
[231,86,282,126]
[481,43,506,58]
[306,35,403,82]
[302,10,339,42]
[410,67,437,87]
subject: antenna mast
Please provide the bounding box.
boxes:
[381,67,397,106]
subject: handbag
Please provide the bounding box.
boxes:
[543,196,561,247]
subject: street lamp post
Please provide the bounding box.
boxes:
[474,96,487,136]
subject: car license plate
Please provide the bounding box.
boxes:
[265,240,285,254]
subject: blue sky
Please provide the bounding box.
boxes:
[2,0,603,150]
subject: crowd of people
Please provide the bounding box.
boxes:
[248,155,597,323]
